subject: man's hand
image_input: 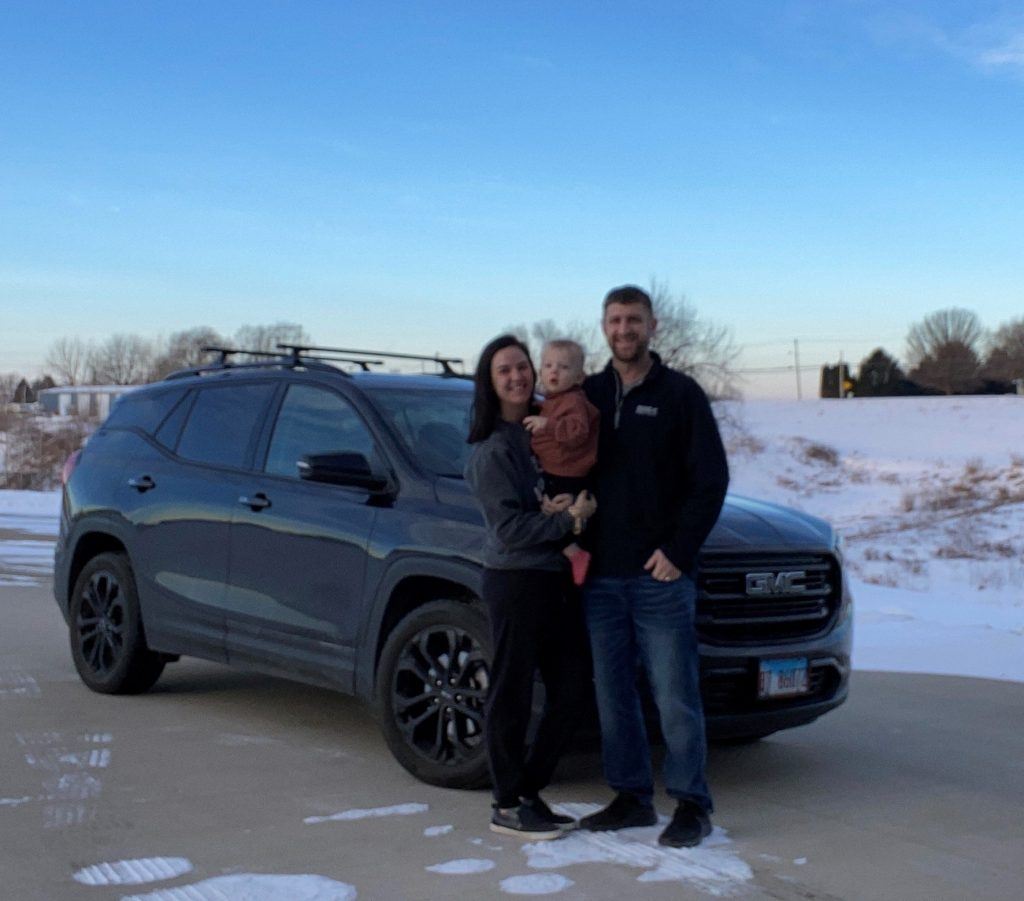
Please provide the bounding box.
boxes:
[541,493,573,515]
[523,415,548,433]
[643,549,681,582]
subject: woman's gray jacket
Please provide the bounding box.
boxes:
[464,420,573,571]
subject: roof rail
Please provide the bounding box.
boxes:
[277,344,465,376]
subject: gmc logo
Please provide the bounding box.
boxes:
[745,571,807,596]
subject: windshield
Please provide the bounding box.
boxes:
[366,387,473,478]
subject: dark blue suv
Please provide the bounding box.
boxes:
[54,347,852,787]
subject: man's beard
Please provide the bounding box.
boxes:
[611,337,649,364]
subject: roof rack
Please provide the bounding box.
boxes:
[306,356,385,372]
[277,344,465,376]
[200,346,285,364]
[164,346,336,380]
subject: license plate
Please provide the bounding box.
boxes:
[758,658,809,699]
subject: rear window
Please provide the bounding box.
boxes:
[104,387,188,435]
[176,383,276,470]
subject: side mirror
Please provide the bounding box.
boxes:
[298,452,389,492]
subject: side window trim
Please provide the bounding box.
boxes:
[251,382,289,472]
[158,389,196,454]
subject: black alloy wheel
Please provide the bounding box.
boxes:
[376,601,492,788]
[69,552,165,695]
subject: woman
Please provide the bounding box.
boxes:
[465,334,596,840]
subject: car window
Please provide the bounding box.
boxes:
[154,390,193,450]
[365,387,472,477]
[176,383,275,469]
[264,384,378,478]
[104,387,187,435]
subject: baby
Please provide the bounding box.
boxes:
[524,339,600,584]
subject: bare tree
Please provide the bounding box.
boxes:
[88,333,155,385]
[983,317,1024,383]
[233,322,312,361]
[149,327,225,380]
[647,281,740,400]
[905,308,984,395]
[45,337,92,386]
[0,372,21,404]
[508,318,604,373]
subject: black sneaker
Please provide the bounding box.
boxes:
[579,792,657,831]
[658,801,712,848]
[490,804,564,841]
[520,795,575,830]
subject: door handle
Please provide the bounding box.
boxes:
[238,493,271,511]
[128,475,156,492]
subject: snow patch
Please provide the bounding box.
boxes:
[424,824,454,836]
[0,796,32,807]
[121,874,357,900]
[0,668,41,698]
[425,858,496,875]
[522,804,752,896]
[72,857,193,886]
[500,873,574,894]
[304,802,428,825]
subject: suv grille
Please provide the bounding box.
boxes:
[697,553,840,644]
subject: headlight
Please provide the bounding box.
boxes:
[831,530,845,563]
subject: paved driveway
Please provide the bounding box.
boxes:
[1,540,1022,899]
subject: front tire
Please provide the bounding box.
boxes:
[375,601,492,788]
[69,552,165,695]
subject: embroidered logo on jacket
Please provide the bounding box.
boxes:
[635,405,659,417]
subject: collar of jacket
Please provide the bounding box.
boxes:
[602,350,665,389]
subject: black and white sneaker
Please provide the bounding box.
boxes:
[657,801,712,848]
[579,792,658,831]
[490,803,564,840]
[520,795,576,830]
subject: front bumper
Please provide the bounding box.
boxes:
[701,599,853,738]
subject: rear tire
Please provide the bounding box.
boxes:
[69,552,165,695]
[375,600,492,788]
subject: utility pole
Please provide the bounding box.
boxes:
[793,339,802,400]
[839,350,845,399]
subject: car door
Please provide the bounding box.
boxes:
[123,380,277,658]
[224,381,383,687]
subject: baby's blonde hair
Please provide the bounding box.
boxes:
[542,339,586,375]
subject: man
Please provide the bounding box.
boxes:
[580,284,729,848]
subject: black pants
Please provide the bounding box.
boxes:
[483,567,591,808]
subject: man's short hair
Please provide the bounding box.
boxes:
[603,285,653,314]
[542,338,586,373]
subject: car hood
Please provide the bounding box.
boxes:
[703,494,834,554]
[436,479,834,554]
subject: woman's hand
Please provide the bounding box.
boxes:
[541,493,573,515]
[567,490,597,523]
[523,415,548,433]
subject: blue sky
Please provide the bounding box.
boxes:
[2,0,1022,396]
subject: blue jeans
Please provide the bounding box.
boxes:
[584,573,712,813]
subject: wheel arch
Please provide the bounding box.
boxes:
[355,557,483,701]
[67,531,129,608]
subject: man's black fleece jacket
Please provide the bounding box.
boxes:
[583,353,729,578]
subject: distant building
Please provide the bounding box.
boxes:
[37,385,137,420]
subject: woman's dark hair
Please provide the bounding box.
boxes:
[467,334,536,444]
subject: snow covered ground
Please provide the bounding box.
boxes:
[1,395,1021,681]
[722,395,1024,683]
